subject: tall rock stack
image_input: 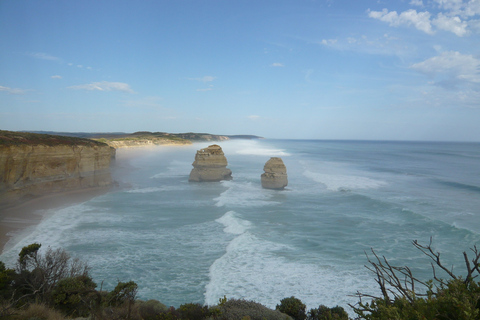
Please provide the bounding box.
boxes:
[261,157,288,189]
[189,144,232,182]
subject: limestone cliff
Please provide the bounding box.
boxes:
[189,144,232,182]
[261,157,288,190]
[104,138,191,148]
[0,131,116,207]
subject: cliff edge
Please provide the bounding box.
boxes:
[0,131,116,208]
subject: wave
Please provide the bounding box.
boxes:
[126,186,185,193]
[205,211,377,313]
[303,170,387,191]
[216,211,252,235]
[213,181,280,208]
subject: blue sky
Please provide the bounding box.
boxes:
[1,0,479,141]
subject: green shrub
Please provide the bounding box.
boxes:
[51,275,99,317]
[353,239,480,319]
[137,299,168,319]
[219,298,293,320]
[276,296,307,320]
[308,305,349,320]
[177,302,211,320]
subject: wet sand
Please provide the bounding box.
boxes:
[0,187,112,253]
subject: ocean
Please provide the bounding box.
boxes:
[1,139,480,314]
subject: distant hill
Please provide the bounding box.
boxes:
[25,131,263,141]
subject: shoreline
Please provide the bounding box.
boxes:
[0,186,113,254]
[0,143,203,255]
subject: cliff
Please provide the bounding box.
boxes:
[189,144,232,182]
[0,131,116,208]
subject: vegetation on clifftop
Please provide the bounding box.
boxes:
[0,130,109,147]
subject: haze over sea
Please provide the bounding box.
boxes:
[2,139,480,312]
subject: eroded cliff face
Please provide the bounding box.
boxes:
[0,143,115,207]
[189,144,232,182]
[261,157,288,190]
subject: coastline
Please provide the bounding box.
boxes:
[0,143,192,255]
[0,186,112,254]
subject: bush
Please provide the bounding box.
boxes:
[177,302,211,320]
[51,274,99,317]
[137,299,168,320]
[276,296,307,320]
[352,239,480,319]
[12,303,64,320]
[219,298,293,320]
[308,305,348,320]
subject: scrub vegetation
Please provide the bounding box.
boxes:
[0,239,478,319]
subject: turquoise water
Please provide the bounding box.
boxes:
[2,139,480,313]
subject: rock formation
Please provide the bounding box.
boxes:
[189,144,232,182]
[0,131,116,208]
[261,157,288,189]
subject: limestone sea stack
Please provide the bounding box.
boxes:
[189,144,232,182]
[261,157,288,189]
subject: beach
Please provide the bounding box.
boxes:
[0,186,112,253]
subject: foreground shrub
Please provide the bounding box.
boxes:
[51,274,99,317]
[12,303,64,320]
[178,302,211,320]
[137,299,168,320]
[352,238,480,319]
[219,298,293,320]
[276,296,307,320]
[308,305,349,320]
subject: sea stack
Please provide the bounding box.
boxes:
[261,157,288,190]
[189,144,232,182]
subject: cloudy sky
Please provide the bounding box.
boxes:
[1,0,479,141]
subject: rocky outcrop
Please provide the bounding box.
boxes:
[261,157,288,190]
[189,144,232,182]
[0,131,116,207]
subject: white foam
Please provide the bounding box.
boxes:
[214,181,279,208]
[219,140,291,157]
[127,186,185,193]
[216,211,251,235]
[204,231,378,315]
[304,170,387,191]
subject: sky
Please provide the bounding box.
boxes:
[1,0,479,141]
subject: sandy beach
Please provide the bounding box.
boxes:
[0,186,112,254]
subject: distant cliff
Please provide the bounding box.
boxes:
[0,131,116,208]
[29,131,263,148]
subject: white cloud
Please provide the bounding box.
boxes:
[410,51,480,85]
[369,0,480,36]
[51,75,62,79]
[68,81,135,93]
[320,39,338,46]
[188,76,216,82]
[410,0,424,6]
[0,85,27,94]
[248,115,261,120]
[271,62,284,67]
[27,52,60,61]
[368,8,434,34]
[433,13,469,36]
